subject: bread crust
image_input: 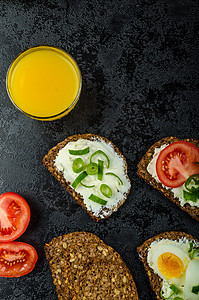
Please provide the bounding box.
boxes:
[137,231,199,299]
[43,133,131,221]
[45,232,138,300]
[137,137,199,222]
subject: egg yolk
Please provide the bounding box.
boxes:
[157,252,184,279]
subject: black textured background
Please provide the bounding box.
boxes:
[0,0,199,299]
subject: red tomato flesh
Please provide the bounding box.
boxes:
[0,242,38,277]
[0,193,30,242]
[156,141,199,188]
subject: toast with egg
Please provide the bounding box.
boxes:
[137,231,199,300]
[45,232,139,300]
[43,134,131,222]
[137,137,199,222]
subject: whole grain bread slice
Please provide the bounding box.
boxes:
[137,231,199,300]
[45,232,138,300]
[137,137,199,222]
[43,133,131,222]
[45,232,105,300]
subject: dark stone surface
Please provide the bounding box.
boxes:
[0,0,199,299]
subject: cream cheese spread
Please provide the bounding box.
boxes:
[54,138,131,217]
[147,145,199,208]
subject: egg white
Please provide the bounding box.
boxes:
[148,240,190,285]
[184,259,199,300]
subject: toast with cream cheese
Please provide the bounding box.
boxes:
[43,134,131,221]
[137,137,199,222]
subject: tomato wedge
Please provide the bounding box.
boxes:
[156,141,199,188]
[0,242,38,277]
[0,192,31,242]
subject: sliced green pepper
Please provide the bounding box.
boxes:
[185,174,199,193]
[105,172,123,185]
[80,182,95,188]
[90,150,110,168]
[69,147,90,155]
[72,158,84,173]
[87,163,98,175]
[72,171,88,189]
[98,159,104,181]
[89,194,107,205]
[100,184,112,198]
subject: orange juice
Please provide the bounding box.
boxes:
[6,46,82,120]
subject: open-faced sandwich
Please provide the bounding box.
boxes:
[137,137,199,221]
[137,231,199,300]
[43,134,131,221]
[45,232,138,300]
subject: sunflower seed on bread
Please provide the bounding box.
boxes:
[43,134,131,221]
[137,231,199,300]
[45,232,138,300]
[137,137,199,222]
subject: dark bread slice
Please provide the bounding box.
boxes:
[137,137,199,222]
[73,259,138,300]
[45,232,138,300]
[43,133,131,222]
[45,232,105,299]
[137,231,199,300]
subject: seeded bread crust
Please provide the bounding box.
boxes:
[137,137,199,222]
[43,134,131,222]
[137,231,198,300]
[45,232,138,300]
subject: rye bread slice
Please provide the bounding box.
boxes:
[45,232,105,299]
[45,232,138,300]
[137,137,199,222]
[137,231,199,300]
[73,259,138,300]
[43,133,131,222]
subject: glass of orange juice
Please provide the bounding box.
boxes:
[6,46,82,121]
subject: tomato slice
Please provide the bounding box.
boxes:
[156,141,199,188]
[0,242,38,277]
[0,192,31,242]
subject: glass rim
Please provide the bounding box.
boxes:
[6,45,82,120]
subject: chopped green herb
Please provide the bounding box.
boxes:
[98,159,104,181]
[90,150,110,168]
[192,248,199,259]
[170,284,179,295]
[195,161,199,166]
[188,242,194,253]
[100,184,112,198]
[160,290,164,299]
[89,194,107,205]
[72,171,88,189]
[69,147,90,155]
[192,285,199,295]
[72,158,84,173]
[105,172,123,185]
[188,242,199,259]
[87,163,98,175]
[173,297,183,300]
